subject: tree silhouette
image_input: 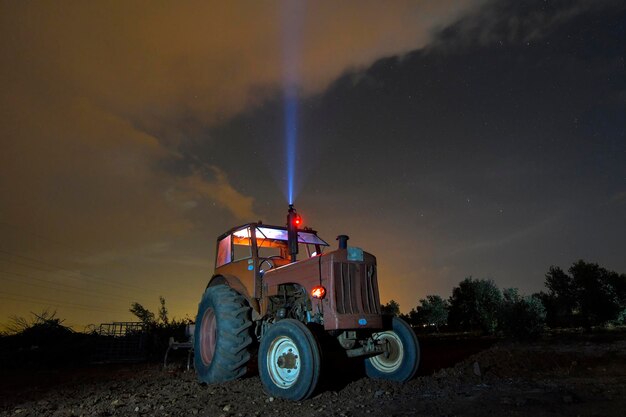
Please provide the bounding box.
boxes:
[412,295,449,331]
[608,271,626,323]
[158,296,169,325]
[448,277,502,334]
[130,296,172,326]
[129,302,156,325]
[540,266,578,327]
[499,289,546,339]
[569,260,621,328]
[381,300,400,316]
[539,260,625,329]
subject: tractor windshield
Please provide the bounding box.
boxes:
[254,226,328,260]
[254,226,328,246]
[216,225,329,268]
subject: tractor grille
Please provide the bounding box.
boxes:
[333,262,381,315]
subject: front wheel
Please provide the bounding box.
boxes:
[258,319,321,401]
[365,317,420,382]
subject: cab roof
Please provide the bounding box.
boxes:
[218,223,329,247]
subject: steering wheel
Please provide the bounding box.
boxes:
[259,256,284,273]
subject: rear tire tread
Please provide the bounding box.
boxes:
[194,285,253,383]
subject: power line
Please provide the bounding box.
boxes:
[0,292,123,315]
[0,256,200,306]
[0,222,201,302]
[0,249,168,294]
[0,256,169,302]
[0,257,199,305]
[0,256,69,274]
[0,270,134,304]
[0,221,93,258]
[0,220,205,302]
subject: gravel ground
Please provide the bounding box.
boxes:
[2,335,625,417]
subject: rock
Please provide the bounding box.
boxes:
[134,406,139,412]
[223,404,231,412]
[473,362,481,377]
[515,398,527,406]
[374,390,385,398]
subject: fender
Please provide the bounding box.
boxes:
[208,274,261,317]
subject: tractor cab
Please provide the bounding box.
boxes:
[213,223,329,300]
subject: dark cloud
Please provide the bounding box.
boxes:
[197,0,626,307]
[0,1,484,326]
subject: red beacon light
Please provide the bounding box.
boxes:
[311,285,326,299]
[287,205,301,262]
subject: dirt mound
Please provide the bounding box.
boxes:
[2,336,625,417]
[434,339,626,384]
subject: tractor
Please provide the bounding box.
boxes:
[194,205,420,400]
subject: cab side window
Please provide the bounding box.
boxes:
[216,235,232,267]
[233,227,252,261]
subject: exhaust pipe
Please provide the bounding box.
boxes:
[336,235,349,249]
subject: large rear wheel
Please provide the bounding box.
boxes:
[194,284,253,383]
[365,316,420,382]
[258,319,321,401]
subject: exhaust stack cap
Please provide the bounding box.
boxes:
[336,235,349,249]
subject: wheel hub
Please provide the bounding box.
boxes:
[199,307,217,366]
[277,351,298,369]
[369,331,404,373]
[267,336,301,388]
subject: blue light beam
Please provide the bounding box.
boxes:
[281,0,305,205]
[285,93,297,205]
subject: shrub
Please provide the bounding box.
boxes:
[0,310,99,368]
[129,297,192,360]
[498,289,546,340]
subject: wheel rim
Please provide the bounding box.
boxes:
[369,331,404,373]
[199,307,217,366]
[267,335,300,389]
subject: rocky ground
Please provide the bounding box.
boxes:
[1,332,625,417]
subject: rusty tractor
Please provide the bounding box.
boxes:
[194,205,419,400]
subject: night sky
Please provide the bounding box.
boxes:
[1,0,624,329]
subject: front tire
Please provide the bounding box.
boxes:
[258,319,321,401]
[194,285,253,383]
[365,317,420,382]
